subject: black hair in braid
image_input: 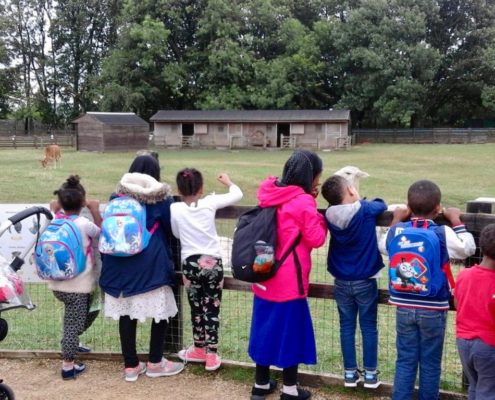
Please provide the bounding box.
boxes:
[280,150,323,194]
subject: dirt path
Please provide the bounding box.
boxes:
[0,359,390,400]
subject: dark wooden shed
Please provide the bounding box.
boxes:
[72,112,150,152]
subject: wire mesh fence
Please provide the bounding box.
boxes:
[0,209,493,394]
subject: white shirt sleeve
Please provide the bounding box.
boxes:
[444,225,476,259]
[78,217,100,239]
[377,226,390,255]
[170,204,180,239]
[207,184,243,210]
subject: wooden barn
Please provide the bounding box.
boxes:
[150,110,351,150]
[72,112,150,152]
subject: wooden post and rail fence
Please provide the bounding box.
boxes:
[163,204,495,399]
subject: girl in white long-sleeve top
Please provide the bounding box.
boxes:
[170,169,243,371]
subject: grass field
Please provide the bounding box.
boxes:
[0,144,494,393]
[0,144,493,205]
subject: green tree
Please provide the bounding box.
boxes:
[98,16,174,117]
[51,0,121,120]
[250,18,327,109]
[315,0,441,127]
[427,0,495,125]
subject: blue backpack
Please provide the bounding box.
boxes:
[98,196,158,257]
[34,216,88,281]
[388,220,448,297]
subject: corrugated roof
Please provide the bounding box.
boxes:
[150,110,350,123]
[73,112,149,126]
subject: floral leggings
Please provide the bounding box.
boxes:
[182,254,223,352]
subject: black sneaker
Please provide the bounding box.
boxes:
[77,342,91,353]
[61,363,87,380]
[280,388,311,400]
[251,379,277,400]
[363,370,381,389]
[344,370,361,387]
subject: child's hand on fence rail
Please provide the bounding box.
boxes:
[442,207,463,226]
[390,207,410,225]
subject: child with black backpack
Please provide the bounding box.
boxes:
[46,175,101,379]
[382,180,475,400]
[171,169,243,371]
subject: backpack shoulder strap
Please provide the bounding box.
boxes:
[275,233,304,296]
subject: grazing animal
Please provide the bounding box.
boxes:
[40,144,62,169]
[334,165,369,192]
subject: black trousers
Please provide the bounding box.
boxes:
[255,364,298,386]
[119,315,168,368]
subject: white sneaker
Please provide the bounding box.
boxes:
[146,358,184,378]
[124,362,146,382]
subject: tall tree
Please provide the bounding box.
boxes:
[51,0,121,120]
[98,16,176,118]
[0,2,16,117]
[426,0,495,125]
[315,0,441,127]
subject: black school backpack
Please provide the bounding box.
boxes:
[231,206,304,295]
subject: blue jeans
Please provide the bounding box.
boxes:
[392,307,447,400]
[334,279,378,371]
[457,338,495,400]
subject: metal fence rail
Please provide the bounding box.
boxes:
[353,128,495,144]
[1,208,494,395]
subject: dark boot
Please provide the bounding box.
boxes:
[250,379,278,400]
[279,387,311,400]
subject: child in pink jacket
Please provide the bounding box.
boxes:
[248,150,327,400]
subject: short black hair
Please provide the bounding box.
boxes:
[54,175,85,212]
[480,223,495,259]
[407,180,441,216]
[176,168,203,197]
[321,175,347,206]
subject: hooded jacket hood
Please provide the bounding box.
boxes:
[116,172,171,204]
[257,176,306,207]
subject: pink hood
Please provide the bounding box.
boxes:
[252,177,327,302]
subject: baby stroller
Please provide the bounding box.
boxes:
[0,207,52,400]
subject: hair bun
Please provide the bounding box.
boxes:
[66,175,81,188]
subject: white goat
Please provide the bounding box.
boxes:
[334,165,369,192]
[333,166,408,245]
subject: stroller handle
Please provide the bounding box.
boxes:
[8,206,53,226]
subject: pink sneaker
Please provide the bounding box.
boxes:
[205,352,221,371]
[124,361,146,382]
[145,357,184,378]
[178,345,207,362]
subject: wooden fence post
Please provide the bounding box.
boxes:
[164,195,184,354]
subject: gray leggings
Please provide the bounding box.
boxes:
[53,291,97,361]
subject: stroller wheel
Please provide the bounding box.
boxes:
[0,319,8,342]
[0,382,15,400]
